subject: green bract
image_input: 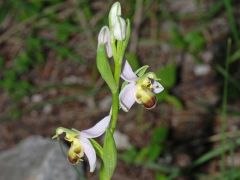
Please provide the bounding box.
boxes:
[97,44,117,93]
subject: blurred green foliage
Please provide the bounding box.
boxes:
[0,0,86,101]
[0,36,44,100]
[156,64,182,109]
[121,127,168,164]
[170,26,205,55]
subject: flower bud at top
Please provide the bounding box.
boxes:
[109,1,121,27]
[98,26,112,57]
[113,16,126,41]
[108,1,126,41]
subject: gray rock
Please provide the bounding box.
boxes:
[113,130,131,150]
[0,136,82,180]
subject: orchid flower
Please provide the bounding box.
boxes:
[109,1,126,41]
[119,60,164,112]
[98,26,112,58]
[52,115,111,172]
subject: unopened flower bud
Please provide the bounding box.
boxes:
[98,26,112,57]
[109,1,121,27]
[113,17,126,41]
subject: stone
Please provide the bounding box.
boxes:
[113,130,131,150]
[0,136,81,180]
[31,94,43,103]
[99,95,112,111]
[194,64,211,76]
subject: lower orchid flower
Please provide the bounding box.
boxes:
[119,60,164,112]
[52,115,111,172]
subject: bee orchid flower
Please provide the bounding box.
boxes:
[52,115,111,172]
[119,60,164,112]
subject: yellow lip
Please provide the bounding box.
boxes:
[52,127,84,165]
[135,86,157,109]
[143,96,157,109]
[67,139,84,164]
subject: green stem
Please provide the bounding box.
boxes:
[222,0,239,46]
[220,38,231,172]
[102,32,126,180]
[110,53,122,132]
[110,92,119,132]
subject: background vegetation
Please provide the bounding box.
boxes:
[0,0,240,179]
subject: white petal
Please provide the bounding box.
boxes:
[119,83,136,112]
[109,2,121,27]
[80,137,96,172]
[106,38,113,58]
[113,17,126,41]
[97,26,112,58]
[153,81,164,94]
[80,115,111,139]
[121,60,138,82]
[98,26,109,45]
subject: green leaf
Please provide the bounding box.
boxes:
[156,64,177,89]
[14,53,31,74]
[185,31,205,53]
[120,147,137,164]
[151,127,168,145]
[55,22,79,42]
[103,130,117,180]
[147,127,169,162]
[147,145,162,162]
[134,147,149,164]
[229,49,240,64]
[170,26,187,50]
[97,45,117,93]
[156,89,168,102]
[27,37,44,64]
[156,173,168,180]
[193,139,240,166]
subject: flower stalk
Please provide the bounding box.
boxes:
[52,2,164,180]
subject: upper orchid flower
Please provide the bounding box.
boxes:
[52,115,111,172]
[98,26,112,58]
[119,60,164,112]
[109,1,126,41]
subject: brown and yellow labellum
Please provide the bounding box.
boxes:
[67,139,84,164]
[137,75,157,93]
[135,85,157,109]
